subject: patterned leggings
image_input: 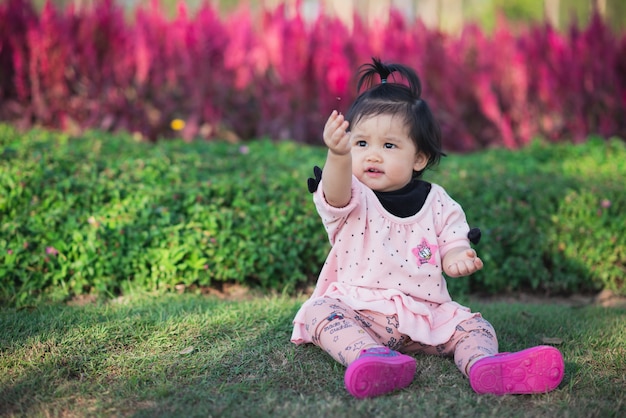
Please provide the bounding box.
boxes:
[303,297,498,377]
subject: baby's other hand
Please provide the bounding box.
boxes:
[323,110,351,156]
[443,248,483,278]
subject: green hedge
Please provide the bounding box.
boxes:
[428,137,626,297]
[1,124,625,305]
[0,125,328,305]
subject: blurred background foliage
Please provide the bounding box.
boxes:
[28,0,626,32]
[3,0,623,148]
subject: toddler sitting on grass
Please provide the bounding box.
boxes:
[291,57,565,398]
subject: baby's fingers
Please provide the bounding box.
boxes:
[323,112,339,135]
[474,257,484,270]
[325,110,344,130]
[453,261,472,276]
[447,259,481,277]
[323,111,350,153]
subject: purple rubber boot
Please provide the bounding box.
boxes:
[469,345,565,395]
[344,347,416,399]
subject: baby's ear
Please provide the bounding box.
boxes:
[413,151,429,173]
[307,166,323,193]
[468,228,481,245]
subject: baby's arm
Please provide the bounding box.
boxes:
[321,110,352,208]
[443,247,483,278]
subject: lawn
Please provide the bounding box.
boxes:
[1,126,625,416]
[1,292,625,417]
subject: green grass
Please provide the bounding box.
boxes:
[1,293,625,417]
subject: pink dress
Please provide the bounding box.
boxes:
[291,176,479,346]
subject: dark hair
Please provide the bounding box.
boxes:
[344,57,444,178]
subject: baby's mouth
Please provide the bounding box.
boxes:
[367,168,382,173]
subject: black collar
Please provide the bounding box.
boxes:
[374,180,431,218]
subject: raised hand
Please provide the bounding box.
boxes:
[323,110,351,156]
[320,110,353,208]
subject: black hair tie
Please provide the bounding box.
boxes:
[468,227,481,245]
[307,166,322,193]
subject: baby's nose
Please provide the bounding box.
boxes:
[366,152,382,162]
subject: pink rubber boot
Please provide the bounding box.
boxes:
[469,345,565,395]
[344,347,416,399]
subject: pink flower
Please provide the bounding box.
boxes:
[239,145,250,155]
[7,250,13,255]
[601,199,611,209]
[46,246,59,256]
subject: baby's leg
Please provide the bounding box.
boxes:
[459,318,564,395]
[452,316,499,377]
[399,315,498,376]
[302,297,383,366]
[303,299,420,398]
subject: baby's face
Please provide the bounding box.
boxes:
[350,113,427,192]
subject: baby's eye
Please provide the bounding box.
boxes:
[355,140,367,147]
[384,143,396,149]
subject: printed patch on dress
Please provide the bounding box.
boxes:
[326,312,344,321]
[412,238,439,265]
